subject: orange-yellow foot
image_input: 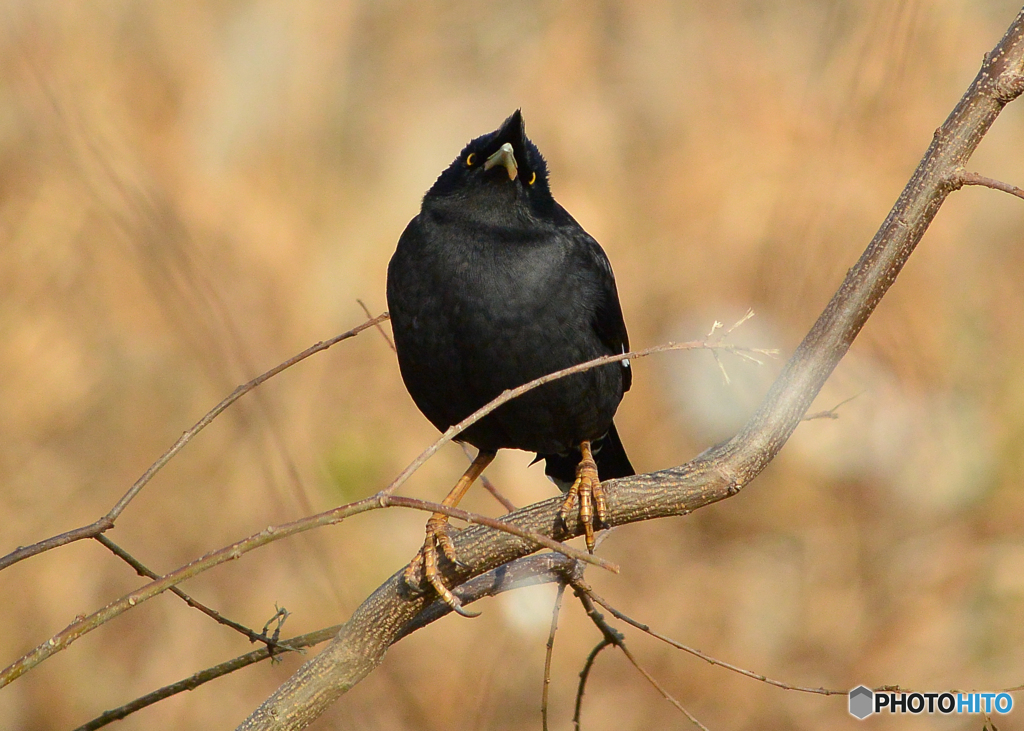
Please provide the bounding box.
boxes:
[558,440,606,553]
[403,513,480,617]
[402,449,495,618]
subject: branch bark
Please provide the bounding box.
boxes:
[238,11,1024,730]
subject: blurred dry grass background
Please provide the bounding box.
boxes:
[2,1,1024,729]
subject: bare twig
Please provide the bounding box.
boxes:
[571,586,625,729]
[574,587,709,730]
[479,475,517,512]
[707,320,732,385]
[357,299,397,352]
[615,642,711,731]
[72,623,344,731]
[542,583,567,731]
[0,520,115,574]
[0,495,374,688]
[706,310,769,385]
[952,170,1024,200]
[0,312,390,573]
[259,605,292,657]
[95,535,296,652]
[583,584,845,696]
[573,638,613,731]
[802,392,863,421]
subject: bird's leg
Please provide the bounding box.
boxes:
[558,440,605,553]
[404,449,495,616]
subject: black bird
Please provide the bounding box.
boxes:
[387,110,633,613]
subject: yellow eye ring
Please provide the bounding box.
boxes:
[528,172,537,185]
[466,153,476,166]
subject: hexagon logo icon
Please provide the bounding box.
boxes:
[849,686,873,719]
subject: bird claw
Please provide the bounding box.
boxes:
[403,517,480,617]
[559,450,605,553]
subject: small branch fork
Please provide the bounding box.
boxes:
[95,535,297,654]
[571,585,710,731]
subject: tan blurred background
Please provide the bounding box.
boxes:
[2,1,1024,729]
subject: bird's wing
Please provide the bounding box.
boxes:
[577,231,632,392]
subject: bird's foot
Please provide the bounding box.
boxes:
[403,514,480,618]
[558,443,605,553]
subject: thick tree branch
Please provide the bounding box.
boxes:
[239,12,1024,730]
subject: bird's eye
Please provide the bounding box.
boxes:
[466,153,476,166]
[527,172,537,186]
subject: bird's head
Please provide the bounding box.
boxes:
[425,110,555,219]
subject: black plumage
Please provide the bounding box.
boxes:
[387,110,633,610]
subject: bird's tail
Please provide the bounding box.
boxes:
[539,422,634,492]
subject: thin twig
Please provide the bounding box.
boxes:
[105,313,388,522]
[542,583,567,731]
[574,587,709,731]
[582,584,845,696]
[357,299,397,352]
[573,638,612,731]
[802,392,863,421]
[94,535,296,652]
[72,623,344,731]
[0,519,114,573]
[259,605,292,657]
[0,313,390,573]
[478,475,516,512]
[615,641,711,731]
[953,170,1024,200]
[571,586,623,730]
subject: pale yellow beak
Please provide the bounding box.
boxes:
[483,142,518,180]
